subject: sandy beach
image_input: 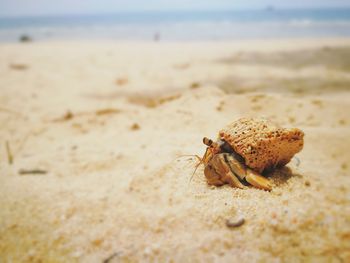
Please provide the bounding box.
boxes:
[1,38,350,262]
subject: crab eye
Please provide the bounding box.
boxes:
[203,137,213,146]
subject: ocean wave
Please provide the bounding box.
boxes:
[287,19,350,27]
[1,18,350,41]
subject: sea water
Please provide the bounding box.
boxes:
[0,8,350,42]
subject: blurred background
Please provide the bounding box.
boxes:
[1,1,350,262]
[0,0,350,42]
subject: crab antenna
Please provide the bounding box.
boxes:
[190,159,203,183]
[203,137,213,146]
[174,154,203,179]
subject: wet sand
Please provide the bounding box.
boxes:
[1,38,350,262]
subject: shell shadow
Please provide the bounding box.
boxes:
[267,166,303,187]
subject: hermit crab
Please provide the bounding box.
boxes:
[201,118,304,191]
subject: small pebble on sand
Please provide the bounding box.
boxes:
[130,123,140,130]
[226,218,245,228]
[116,78,128,86]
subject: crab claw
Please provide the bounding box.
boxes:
[245,169,272,191]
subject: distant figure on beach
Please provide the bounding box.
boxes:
[19,34,32,43]
[153,32,160,42]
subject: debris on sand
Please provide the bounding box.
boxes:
[103,252,120,263]
[63,111,74,120]
[95,108,121,116]
[9,64,29,70]
[130,123,140,131]
[128,92,181,108]
[53,110,74,122]
[18,169,48,175]
[115,78,128,86]
[304,180,311,186]
[190,82,201,89]
[5,141,13,165]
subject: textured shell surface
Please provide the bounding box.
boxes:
[219,118,304,173]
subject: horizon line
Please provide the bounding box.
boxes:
[1,6,350,19]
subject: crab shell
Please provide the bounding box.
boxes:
[218,118,304,174]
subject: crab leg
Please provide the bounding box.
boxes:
[205,154,245,189]
[245,169,272,191]
[224,153,246,180]
[212,154,245,188]
[225,153,272,191]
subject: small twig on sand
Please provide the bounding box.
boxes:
[53,110,74,122]
[18,169,47,175]
[9,63,29,70]
[95,108,121,116]
[5,141,13,164]
[103,252,120,263]
[226,218,245,228]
